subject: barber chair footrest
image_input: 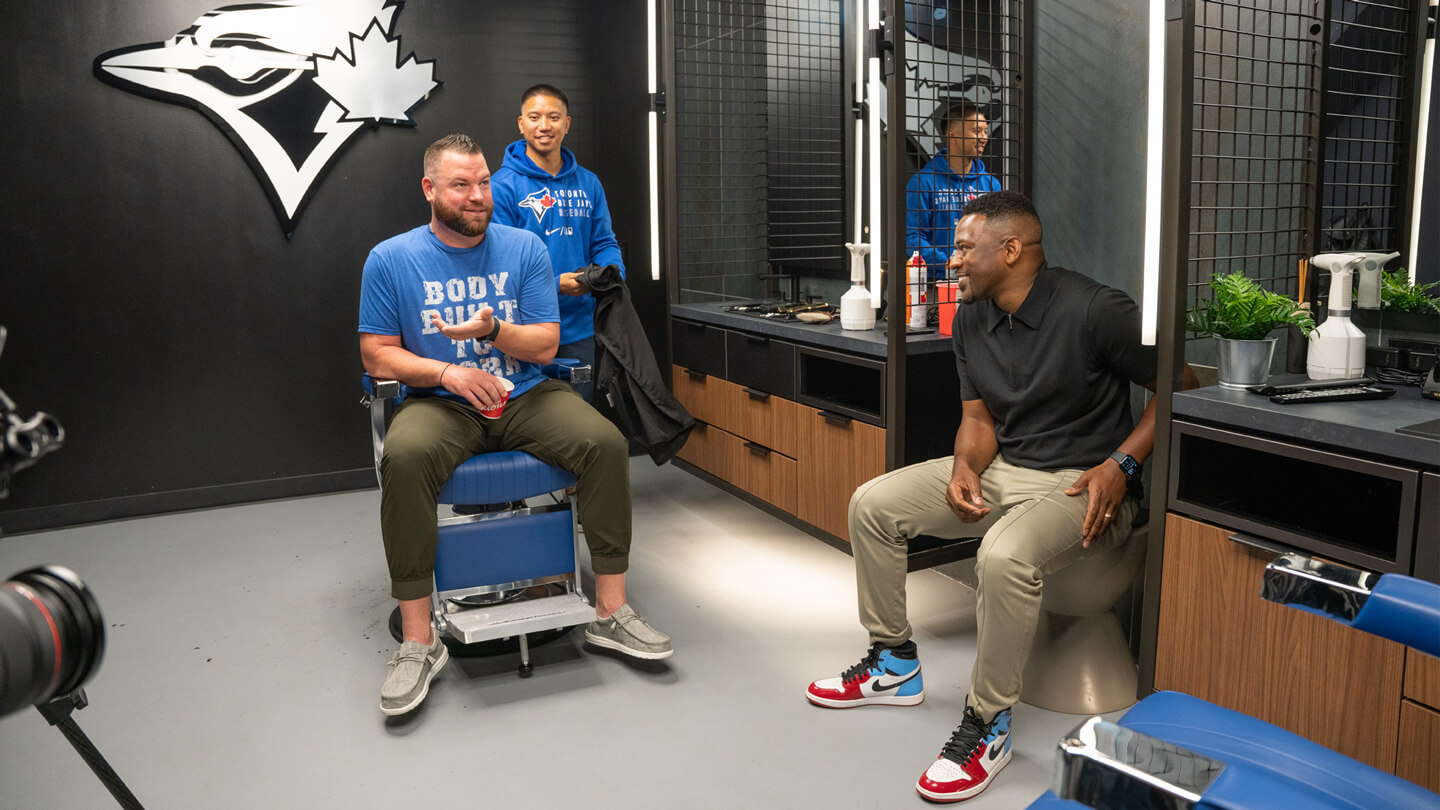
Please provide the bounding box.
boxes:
[442,592,596,645]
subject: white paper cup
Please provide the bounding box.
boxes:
[479,377,514,419]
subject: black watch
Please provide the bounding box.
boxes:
[484,319,502,342]
[1108,451,1140,480]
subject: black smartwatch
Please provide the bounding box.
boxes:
[1108,451,1140,480]
[484,319,502,342]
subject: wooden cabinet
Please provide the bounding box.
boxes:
[796,407,886,542]
[673,365,798,514]
[669,315,892,545]
[1399,650,1440,792]
[1156,513,1424,775]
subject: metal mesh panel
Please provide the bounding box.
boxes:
[1188,0,1323,311]
[767,1,846,275]
[901,0,1024,281]
[673,0,846,303]
[674,1,769,302]
[1318,0,1416,253]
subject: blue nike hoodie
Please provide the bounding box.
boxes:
[905,152,1001,278]
[491,139,625,344]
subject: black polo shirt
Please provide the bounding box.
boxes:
[952,263,1158,472]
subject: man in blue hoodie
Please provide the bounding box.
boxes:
[906,102,1002,279]
[491,84,625,402]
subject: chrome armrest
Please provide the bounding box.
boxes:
[1053,716,1225,810]
[1263,552,1440,656]
[359,376,402,485]
[1261,552,1378,623]
[544,359,592,385]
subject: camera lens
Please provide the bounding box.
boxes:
[0,565,106,718]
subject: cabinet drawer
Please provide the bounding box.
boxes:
[677,421,796,513]
[796,408,887,542]
[672,364,721,425]
[720,382,800,458]
[674,421,730,482]
[1155,514,1406,772]
[733,435,797,514]
[1405,648,1440,710]
[724,331,796,400]
[1396,700,1440,792]
[672,318,725,379]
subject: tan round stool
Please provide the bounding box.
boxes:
[1019,524,1148,714]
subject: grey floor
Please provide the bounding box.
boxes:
[0,460,1118,809]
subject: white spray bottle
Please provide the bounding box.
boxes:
[1353,251,1400,310]
[1306,253,1367,380]
[841,243,876,330]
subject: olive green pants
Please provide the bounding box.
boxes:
[379,379,632,601]
[849,455,1138,722]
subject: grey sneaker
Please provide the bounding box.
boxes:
[584,603,673,660]
[380,633,449,716]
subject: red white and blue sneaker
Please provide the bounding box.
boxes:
[805,641,924,708]
[916,704,1013,802]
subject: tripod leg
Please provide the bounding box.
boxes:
[37,694,147,810]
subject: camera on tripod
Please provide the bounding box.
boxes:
[0,323,106,719]
[0,325,142,806]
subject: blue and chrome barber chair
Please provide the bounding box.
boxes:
[1028,552,1440,810]
[361,365,597,676]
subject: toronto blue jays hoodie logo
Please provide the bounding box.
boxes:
[517,188,559,226]
[93,0,440,236]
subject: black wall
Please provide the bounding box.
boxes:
[0,2,662,532]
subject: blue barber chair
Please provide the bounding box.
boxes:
[362,365,597,676]
[1028,552,1440,809]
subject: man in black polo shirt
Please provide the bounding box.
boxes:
[804,191,1197,803]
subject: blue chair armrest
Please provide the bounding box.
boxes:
[1262,552,1440,657]
[1352,574,1440,657]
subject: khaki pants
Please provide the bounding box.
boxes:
[379,379,632,601]
[849,455,1137,721]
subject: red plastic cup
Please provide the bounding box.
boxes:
[938,281,958,336]
[479,377,514,419]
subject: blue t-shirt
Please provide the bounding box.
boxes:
[358,224,559,400]
[906,152,1002,278]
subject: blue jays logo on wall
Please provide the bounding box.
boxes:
[518,188,559,225]
[94,0,440,236]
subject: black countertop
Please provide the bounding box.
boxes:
[1173,380,1440,468]
[671,302,954,358]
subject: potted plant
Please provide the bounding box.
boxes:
[1186,272,1316,388]
[1378,269,1440,337]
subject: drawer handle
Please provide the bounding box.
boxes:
[819,410,852,426]
[742,387,771,401]
[1227,532,1292,558]
[743,441,773,458]
[746,334,770,345]
[684,368,708,381]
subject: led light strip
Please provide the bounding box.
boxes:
[1141,0,1164,346]
[648,0,661,281]
[1409,0,1435,284]
[868,0,882,307]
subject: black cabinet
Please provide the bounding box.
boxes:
[725,331,797,399]
[672,319,725,379]
[1169,420,1422,575]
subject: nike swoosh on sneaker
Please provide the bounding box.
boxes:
[987,735,1008,761]
[869,667,919,693]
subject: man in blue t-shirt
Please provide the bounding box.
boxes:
[906,102,1003,279]
[358,134,672,716]
[491,84,625,402]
